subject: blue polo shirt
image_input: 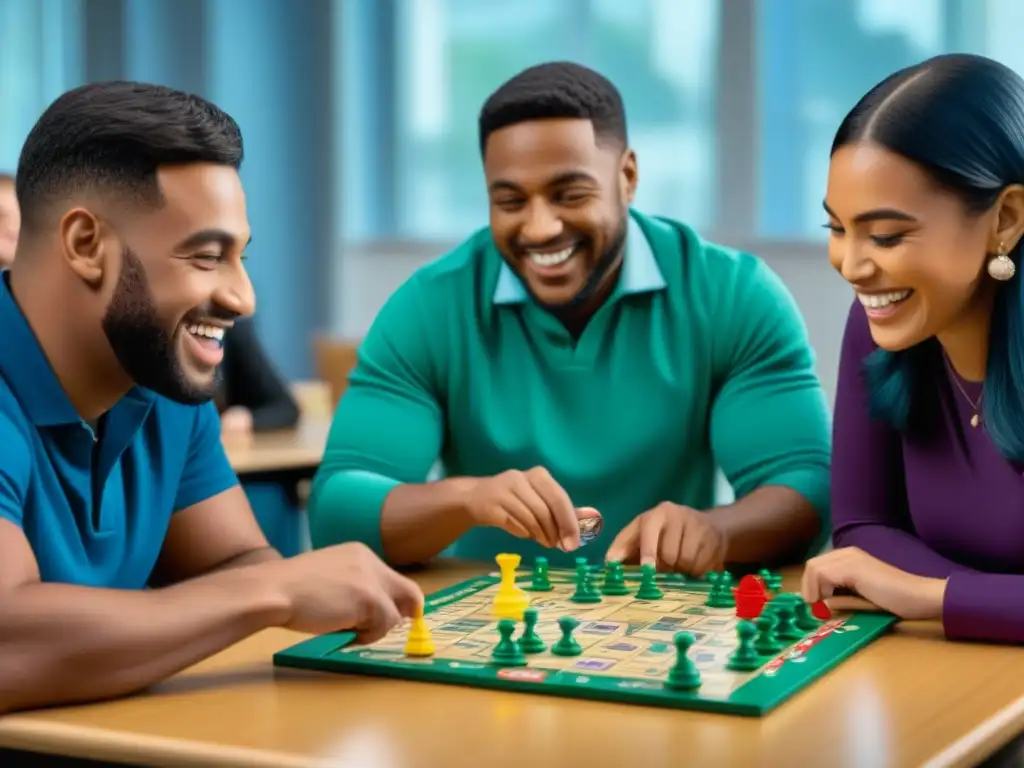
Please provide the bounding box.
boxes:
[0,273,240,588]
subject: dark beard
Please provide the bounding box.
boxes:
[101,247,220,405]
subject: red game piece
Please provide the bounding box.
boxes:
[811,600,831,620]
[733,574,767,619]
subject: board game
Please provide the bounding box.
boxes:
[273,554,898,716]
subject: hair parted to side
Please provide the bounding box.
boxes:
[15,80,243,233]
[832,53,1024,461]
[478,61,628,154]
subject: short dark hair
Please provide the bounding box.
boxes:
[16,80,243,232]
[832,53,1024,461]
[478,61,627,154]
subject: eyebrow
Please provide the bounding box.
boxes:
[822,201,918,224]
[173,228,252,252]
[488,171,599,194]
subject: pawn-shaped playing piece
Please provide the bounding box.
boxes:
[705,572,731,608]
[570,557,601,603]
[518,608,547,654]
[726,620,762,671]
[493,553,530,619]
[773,602,803,641]
[491,618,528,666]
[404,607,435,657]
[524,556,554,592]
[551,616,583,656]
[792,598,821,631]
[600,561,631,596]
[635,563,663,600]
[665,631,702,690]
[718,571,736,607]
[753,613,784,655]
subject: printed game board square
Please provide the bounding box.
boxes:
[604,642,640,652]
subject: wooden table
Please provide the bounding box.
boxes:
[223,418,330,476]
[1,562,1022,768]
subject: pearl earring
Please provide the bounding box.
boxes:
[988,241,1016,281]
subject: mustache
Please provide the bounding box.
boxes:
[183,304,241,324]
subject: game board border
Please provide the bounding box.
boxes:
[273,572,899,716]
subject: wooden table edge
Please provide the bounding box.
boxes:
[922,692,1024,768]
[0,719,332,768]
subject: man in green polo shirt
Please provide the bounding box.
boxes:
[310,62,831,574]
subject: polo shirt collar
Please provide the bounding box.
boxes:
[493,210,666,305]
[0,271,155,427]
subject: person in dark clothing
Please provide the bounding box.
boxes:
[216,318,300,435]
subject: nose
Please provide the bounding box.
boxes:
[520,200,563,245]
[831,239,877,285]
[214,260,256,318]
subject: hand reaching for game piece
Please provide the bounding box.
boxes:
[800,546,947,621]
[605,502,727,576]
[262,542,424,642]
[461,467,592,551]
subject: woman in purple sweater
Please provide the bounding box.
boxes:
[803,53,1024,644]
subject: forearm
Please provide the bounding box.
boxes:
[942,571,1024,643]
[207,545,282,572]
[380,478,477,566]
[0,565,289,714]
[709,485,822,566]
[834,523,973,579]
[309,469,476,566]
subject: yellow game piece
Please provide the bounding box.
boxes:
[493,553,529,620]
[404,608,435,657]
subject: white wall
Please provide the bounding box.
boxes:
[331,239,849,405]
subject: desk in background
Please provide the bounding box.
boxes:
[0,562,1021,768]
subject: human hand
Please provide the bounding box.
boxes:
[266,542,424,642]
[462,467,596,551]
[605,502,727,576]
[220,406,254,436]
[800,547,946,621]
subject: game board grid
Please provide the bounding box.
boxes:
[272,569,899,715]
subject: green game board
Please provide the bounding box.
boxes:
[272,564,898,716]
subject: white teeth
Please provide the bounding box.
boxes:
[857,290,912,309]
[186,323,225,341]
[528,245,575,267]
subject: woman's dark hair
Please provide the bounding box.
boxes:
[832,53,1024,461]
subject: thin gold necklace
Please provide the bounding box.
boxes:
[943,353,982,427]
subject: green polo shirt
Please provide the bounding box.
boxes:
[309,209,831,566]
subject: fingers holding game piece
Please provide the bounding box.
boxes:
[268,541,425,644]
[526,466,581,550]
[464,467,581,550]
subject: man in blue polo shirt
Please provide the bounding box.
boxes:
[0,82,422,715]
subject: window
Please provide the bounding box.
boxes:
[755,0,1024,239]
[0,0,82,172]
[342,0,720,242]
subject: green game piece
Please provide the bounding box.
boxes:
[753,614,784,654]
[517,608,547,653]
[665,631,702,690]
[635,563,663,600]
[491,618,527,666]
[600,561,631,596]
[718,571,735,607]
[570,557,601,603]
[705,572,731,607]
[767,572,784,591]
[773,603,804,641]
[551,616,583,656]
[523,556,554,592]
[792,598,821,631]
[726,620,762,671]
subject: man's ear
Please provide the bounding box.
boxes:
[59,207,110,288]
